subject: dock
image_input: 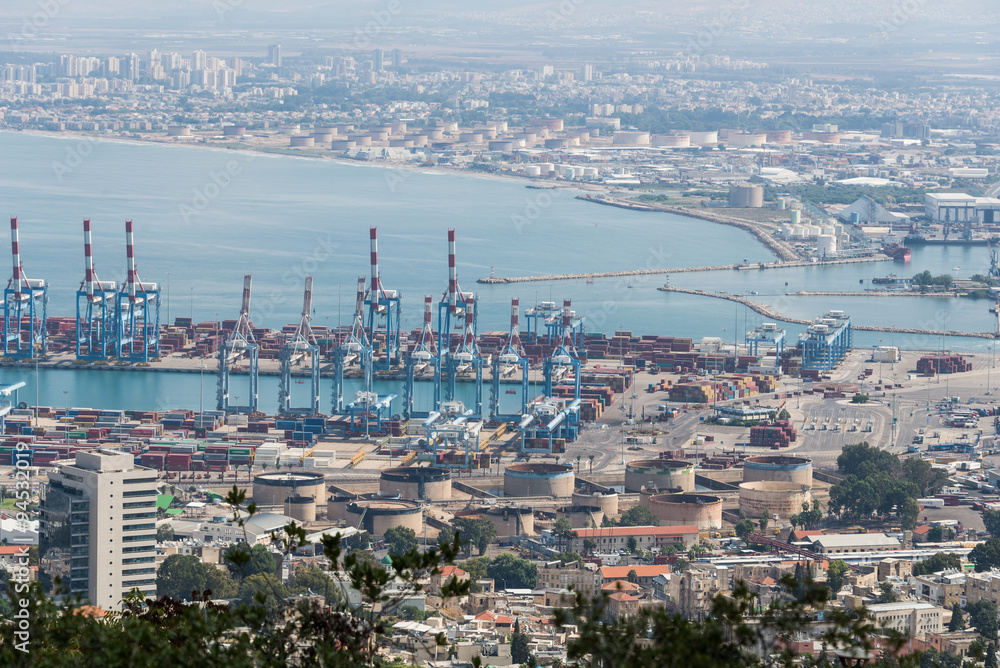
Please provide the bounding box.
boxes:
[660,286,999,339]
[478,256,890,285]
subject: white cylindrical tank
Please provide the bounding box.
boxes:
[817,235,837,257]
[686,131,718,145]
[540,162,554,174]
[583,167,599,179]
[525,165,542,177]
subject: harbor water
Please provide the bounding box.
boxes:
[0,131,996,409]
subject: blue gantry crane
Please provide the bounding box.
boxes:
[365,227,401,371]
[115,219,159,363]
[75,219,117,361]
[4,217,47,360]
[217,274,259,414]
[332,277,372,414]
[490,297,529,423]
[403,295,439,419]
[278,276,321,415]
[521,300,581,453]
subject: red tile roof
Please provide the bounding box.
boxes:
[607,592,638,602]
[600,565,671,579]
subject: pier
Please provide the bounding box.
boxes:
[477,256,889,285]
[660,286,999,340]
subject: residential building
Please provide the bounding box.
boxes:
[567,525,698,553]
[430,565,469,595]
[964,570,1000,607]
[39,449,158,610]
[606,591,640,619]
[864,602,944,639]
[671,564,730,621]
[912,571,964,607]
[537,560,599,596]
[599,564,671,589]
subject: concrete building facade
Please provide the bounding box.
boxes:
[40,449,158,610]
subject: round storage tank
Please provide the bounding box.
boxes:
[346,499,423,536]
[739,481,811,519]
[289,135,315,147]
[459,132,484,143]
[330,140,356,150]
[351,134,372,146]
[624,459,694,493]
[405,134,428,147]
[311,131,335,143]
[555,505,604,529]
[728,184,764,208]
[482,506,534,536]
[504,463,574,497]
[380,466,452,501]
[253,471,325,506]
[583,167,599,179]
[223,125,246,136]
[686,131,718,145]
[285,495,316,522]
[644,493,722,530]
[425,128,444,140]
[572,490,618,516]
[167,125,192,137]
[327,491,358,522]
[766,130,793,143]
[652,134,691,148]
[368,130,389,141]
[612,131,651,146]
[817,235,837,257]
[389,139,414,148]
[525,165,542,177]
[743,456,813,486]
[790,210,801,225]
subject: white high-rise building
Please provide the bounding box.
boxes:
[192,50,207,71]
[40,450,158,610]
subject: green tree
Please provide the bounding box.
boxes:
[926,525,954,542]
[487,553,536,590]
[237,573,290,619]
[913,552,962,576]
[968,599,1000,641]
[292,566,341,606]
[552,518,577,552]
[758,511,770,533]
[837,442,900,478]
[948,603,966,632]
[511,629,531,664]
[460,556,491,582]
[454,517,498,556]
[734,519,755,541]
[826,560,849,594]
[902,458,950,496]
[626,536,638,553]
[984,509,1000,539]
[876,582,898,603]
[384,526,419,557]
[156,524,174,542]
[583,538,597,555]
[224,543,277,579]
[618,505,657,527]
[971,539,1000,572]
[156,554,238,601]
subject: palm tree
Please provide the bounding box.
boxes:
[588,454,595,474]
[576,455,581,473]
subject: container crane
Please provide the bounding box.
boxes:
[364,227,401,370]
[3,217,48,359]
[278,276,320,415]
[332,277,372,414]
[216,274,258,414]
[115,219,159,363]
[436,229,480,411]
[75,219,117,361]
[521,300,581,453]
[403,295,439,419]
[490,297,529,423]
[446,296,484,417]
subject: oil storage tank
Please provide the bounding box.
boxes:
[743,456,813,486]
[253,471,325,506]
[624,459,694,494]
[644,493,722,530]
[380,466,452,501]
[572,490,619,516]
[346,499,423,536]
[739,481,811,519]
[504,463,574,497]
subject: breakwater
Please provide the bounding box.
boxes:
[478,256,889,285]
[660,286,999,339]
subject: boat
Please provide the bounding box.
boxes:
[505,389,517,394]
[881,242,911,262]
[586,278,594,284]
